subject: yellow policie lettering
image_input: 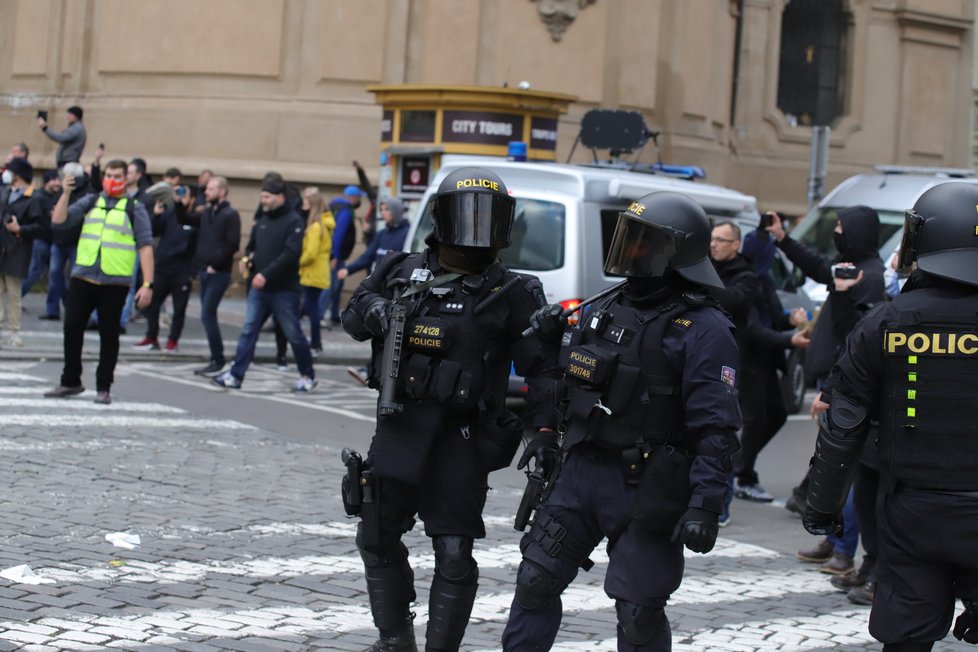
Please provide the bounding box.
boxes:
[567,364,593,380]
[628,202,646,216]
[673,318,693,328]
[455,178,500,192]
[569,350,597,368]
[408,336,442,349]
[885,331,978,355]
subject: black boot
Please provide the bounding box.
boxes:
[425,570,478,651]
[364,562,418,652]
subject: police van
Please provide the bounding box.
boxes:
[783,166,978,304]
[406,155,763,310]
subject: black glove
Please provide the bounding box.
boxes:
[802,506,843,537]
[363,297,392,337]
[517,432,560,476]
[954,600,978,643]
[528,303,567,341]
[671,507,719,554]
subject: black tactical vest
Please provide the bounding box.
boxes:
[374,254,518,412]
[878,290,978,491]
[558,292,704,450]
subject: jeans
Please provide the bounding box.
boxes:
[319,260,345,322]
[829,486,859,558]
[21,239,51,298]
[46,243,74,317]
[199,270,231,365]
[300,285,324,349]
[229,287,314,381]
[120,260,140,328]
[62,278,129,392]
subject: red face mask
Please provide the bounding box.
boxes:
[102,177,126,197]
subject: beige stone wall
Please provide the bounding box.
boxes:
[0,0,974,223]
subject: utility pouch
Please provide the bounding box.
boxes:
[475,408,525,471]
[622,445,647,486]
[563,344,618,387]
[631,445,692,534]
[608,363,641,413]
[405,316,452,355]
[341,448,363,516]
[358,470,381,547]
[400,353,432,399]
[430,359,462,402]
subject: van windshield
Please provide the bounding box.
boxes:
[410,197,566,271]
[791,206,904,259]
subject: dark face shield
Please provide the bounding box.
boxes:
[897,210,924,274]
[603,214,684,277]
[433,192,515,248]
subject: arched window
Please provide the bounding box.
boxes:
[776,0,849,127]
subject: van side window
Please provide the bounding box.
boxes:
[499,199,566,271]
[776,0,849,127]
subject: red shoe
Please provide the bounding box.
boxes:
[165,339,178,352]
[131,337,160,351]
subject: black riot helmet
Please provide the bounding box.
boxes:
[429,167,515,249]
[897,181,978,287]
[604,191,723,288]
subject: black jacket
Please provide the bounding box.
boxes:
[778,205,885,384]
[20,187,56,243]
[244,203,304,291]
[177,200,241,273]
[711,253,759,356]
[0,186,41,276]
[152,205,196,275]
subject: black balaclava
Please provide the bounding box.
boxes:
[835,205,880,262]
[438,244,499,275]
[623,270,687,306]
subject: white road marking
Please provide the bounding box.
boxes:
[0,414,255,430]
[0,397,186,413]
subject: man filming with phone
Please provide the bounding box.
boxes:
[37,106,86,168]
[766,206,885,578]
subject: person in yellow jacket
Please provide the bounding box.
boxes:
[298,187,334,354]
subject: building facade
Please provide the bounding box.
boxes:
[0,0,973,221]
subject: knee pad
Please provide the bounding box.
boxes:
[432,535,475,582]
[514,559,566,610]
[356,522,408,568]
[616,599,667,646]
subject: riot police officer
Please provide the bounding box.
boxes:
[502,192,741,651]
[804,181,978,651]
[341,167,560,652]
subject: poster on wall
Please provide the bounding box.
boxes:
[400,157,431,194]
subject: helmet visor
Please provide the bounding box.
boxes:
[433,192,515,248]
[603,213,683,277]
[896,209,924,274]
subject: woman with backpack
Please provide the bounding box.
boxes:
[298,187,334,354]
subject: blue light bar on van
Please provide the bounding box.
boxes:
[649,163,706,179]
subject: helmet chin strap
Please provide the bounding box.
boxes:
[438,245,499,275]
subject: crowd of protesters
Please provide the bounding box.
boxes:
[1,105,381,402]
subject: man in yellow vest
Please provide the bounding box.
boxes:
[44,159,154,405]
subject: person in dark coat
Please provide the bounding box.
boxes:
[0,157,41,345]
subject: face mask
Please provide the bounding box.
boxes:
[833,230,846,254]
[102,177,126,197]
[1,170,12,185]
[438,245,498,274]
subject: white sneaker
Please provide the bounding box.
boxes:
[7,333,22,347]
[292,376,318,393]
[734,483,774,503]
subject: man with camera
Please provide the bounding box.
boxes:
[767,206,885,577]
[37,106,86,168]
[0,157,42,346]
[131,168,196,353]
[45,160,155,405]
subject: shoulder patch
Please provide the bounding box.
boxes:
[721,366,737,387]
[672,317,693,329]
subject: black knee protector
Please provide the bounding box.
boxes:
[514,559,566,610]
[432,535,476,582]
[616,599,667,646]
[356,521,409,568]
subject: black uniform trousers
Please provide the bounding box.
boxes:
[61,278,129,392]
[870,483,978,645]
[503,450,684,651]
[734,366,787,486]
[142,269,191,342]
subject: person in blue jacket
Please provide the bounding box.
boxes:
[321,184,363,327]
[336,196,410,282]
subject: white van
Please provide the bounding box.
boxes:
[783,166,978,304]
[406,155,762,310]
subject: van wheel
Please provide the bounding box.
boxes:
[780,349,806,414]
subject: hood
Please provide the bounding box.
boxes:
[740,230,777,277]
[836,205,880,262]
[381,197,406,228]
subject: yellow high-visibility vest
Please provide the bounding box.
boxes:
[75,196,137,279]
